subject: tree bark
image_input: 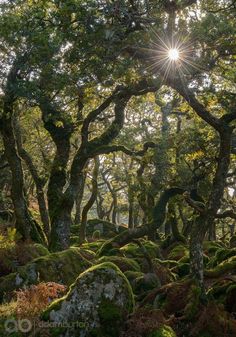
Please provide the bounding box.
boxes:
[13,117,50,236]
[168,77,234,289]
[74,171,86,224]
[79,157,99,244]
[0,59,45,243]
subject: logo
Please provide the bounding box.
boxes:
[4,318,32,333]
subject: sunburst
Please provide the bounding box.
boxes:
[168,48,179,61]
[140,30,204,84]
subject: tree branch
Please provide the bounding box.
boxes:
[90,141,157,157]
[215,210,236,220]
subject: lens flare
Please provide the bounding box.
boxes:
[168,48,179,61]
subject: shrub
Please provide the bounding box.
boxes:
[15,282,66,318]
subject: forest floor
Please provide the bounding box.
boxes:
[0,221,236,337]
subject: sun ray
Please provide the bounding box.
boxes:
[139,29,204,82]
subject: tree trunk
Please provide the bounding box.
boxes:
[128,199,134,229]
[0,111,44,243]
[189,214,206,291]
[79,157,99,244]
[74,171,86,224]
[14,117,50,236]
[189,129,232,289]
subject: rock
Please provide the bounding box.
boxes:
[42,262,134,337]
[0,247,91,302]
[70,235,80,245]
[208,248,236,268]
[81,218,127,239]
[124,270,144,283]
[167,244,189,261]
[205,256,236,278]
[147,325,177,337]
[81,240,106,253]
[97,256,141,273]
[133,273,161,295]
[0,243,49,277]
[121,240,161,259]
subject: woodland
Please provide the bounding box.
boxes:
[0,0,236,336]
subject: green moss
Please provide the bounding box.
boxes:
[70,235,80,245]
[205,256,236,278]
[70,224,80,235]
[96,239,116,256]
[92,230,101,239]
[83,218,126,239]
[167,244,189,261]
[124,271,144,282]
[203,241,225,256]
[99,298,121,320]
[180,254,209,265]
[0,247,91,302]
[121,240,161,259]
[184,284,201,320]
[81,240,106,252]
[133,273,161,294]
[97,256,141,273]
[42,262,134,337]
[147,325,177,337]
[0,243,49,276]
[154,259,178,268]
[208,248,236,268]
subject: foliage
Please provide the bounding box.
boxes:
[15,282,66,318]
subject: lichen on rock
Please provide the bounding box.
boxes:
[0,247,91,302]
[42,262,134,337]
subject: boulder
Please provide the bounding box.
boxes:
[0,243,49,276]
[121,240,161,259]
[97,256,141,273]
[167,244,189,261]
[42,262,134,337]
[147,325,177,337]
[0,247,91,302]
[75,219,127,239]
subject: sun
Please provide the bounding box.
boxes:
[168,48,179,61]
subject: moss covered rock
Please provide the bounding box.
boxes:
[81,219,127,239]
[205,256,236,278]
[121,240,161,259]
[152,260,175,285]
[97,256,141,273]
[203,241,225,256]
[167,244,189,261]
[42,262,134,337]
[147,325,177,337]
[0,247,91,302]
[208,248,236,268]
[70,235,80,245]
[124,270,144,283]
[132,273,161,295]
[0,243,49,277]
[81,240,106,253]
[172,262,190,277]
